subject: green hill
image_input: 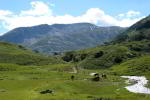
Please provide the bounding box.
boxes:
[0,16,150,100]
[111,55,150,76]
[0,42,63,65]
[115,16,150,42]
[62,40,150,69]
[61,15,150,70]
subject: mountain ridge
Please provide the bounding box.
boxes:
[62,15,150,69]
[0,23,126,54]
[114,16,150,42]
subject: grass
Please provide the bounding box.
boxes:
[1,41,150,99]
[0,42,64,65]
[111,55,150,76]
[0,63,150,100]
[62,40,150,69]
[1,15,150,100]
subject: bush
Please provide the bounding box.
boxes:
[114,57,123,63]
[94,51,104,58]
[80,54,87,60]
[18,45,27,50]
[62,51,75,62]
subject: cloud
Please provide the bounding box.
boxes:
[118,14,125,17]
[0,1,145,35]
[20,1,52,16]
[126,11,140,17]
[0,10,13,16]
[117,17,144,27]
[118,10,141,18]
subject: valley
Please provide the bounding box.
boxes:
[0,12,150,100]
[0,23,125,54]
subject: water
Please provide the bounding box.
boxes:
[121,76,150,94]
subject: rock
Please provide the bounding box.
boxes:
[92,76,100,81]
[40,89,53,94]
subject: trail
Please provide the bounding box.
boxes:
[69,67,77,73]
[121,76,150,94]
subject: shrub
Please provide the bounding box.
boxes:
[94,51,104,58]
[114,57,123,63]
[62,51,75,62]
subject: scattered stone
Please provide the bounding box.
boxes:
[0,89,6,92]
[90,73,97,76]
[0,78,4,80]
[40,89,53,94]
[94,97,111,100]
[92,76,100,81]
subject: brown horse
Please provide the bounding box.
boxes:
[71,75,75,81]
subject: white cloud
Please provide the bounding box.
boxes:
[0,10,13,16]
[118,14,125,17]
[0,1,145,35]
[118,10,141,18]
[117,17,144,27]
[20,1,52,16]
[126,11,140,17]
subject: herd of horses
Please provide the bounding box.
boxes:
[40,73,107,94]
[71,73,107,82]
[92,73,107,81]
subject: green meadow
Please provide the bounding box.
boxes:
[0,40,150,100]
[1,15,150,100]
[0,63,150,100]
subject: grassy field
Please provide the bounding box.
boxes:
[0,63,150,100]
[0,41,150,100]
[0,42,64,66]
[1,15,150,100]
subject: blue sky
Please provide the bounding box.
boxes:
[0,0,149,35]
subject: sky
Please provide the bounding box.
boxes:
[0,0,149,35]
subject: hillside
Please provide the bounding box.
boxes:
[28,26,124,54]
[111,55,150,76]
[0,23,125,54]
[0,23,96,43]
[115,16,150,42]
[0,42,63,65]
[62,40,150,69]
[0,16,150,100]
[62,15,150,70]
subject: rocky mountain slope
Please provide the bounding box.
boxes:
[115,16,150,42]
[0,23,125,54]
[62,15,150,70]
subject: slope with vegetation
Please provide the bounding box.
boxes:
[0,42,149,100]
[0,42,63,65]
[0,15,150,100]
[62,40,150,69]
[0,23,125,54]
[115,16,150,42]
[62,15,150,74]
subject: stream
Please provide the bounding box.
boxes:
[121,76,150,94]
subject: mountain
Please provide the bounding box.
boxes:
[0,42,63,65]
[0,23,125,54]
[115,15,150,42]
[62,15,150,69]
[0,23,97,43]
[27,26,125,54]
